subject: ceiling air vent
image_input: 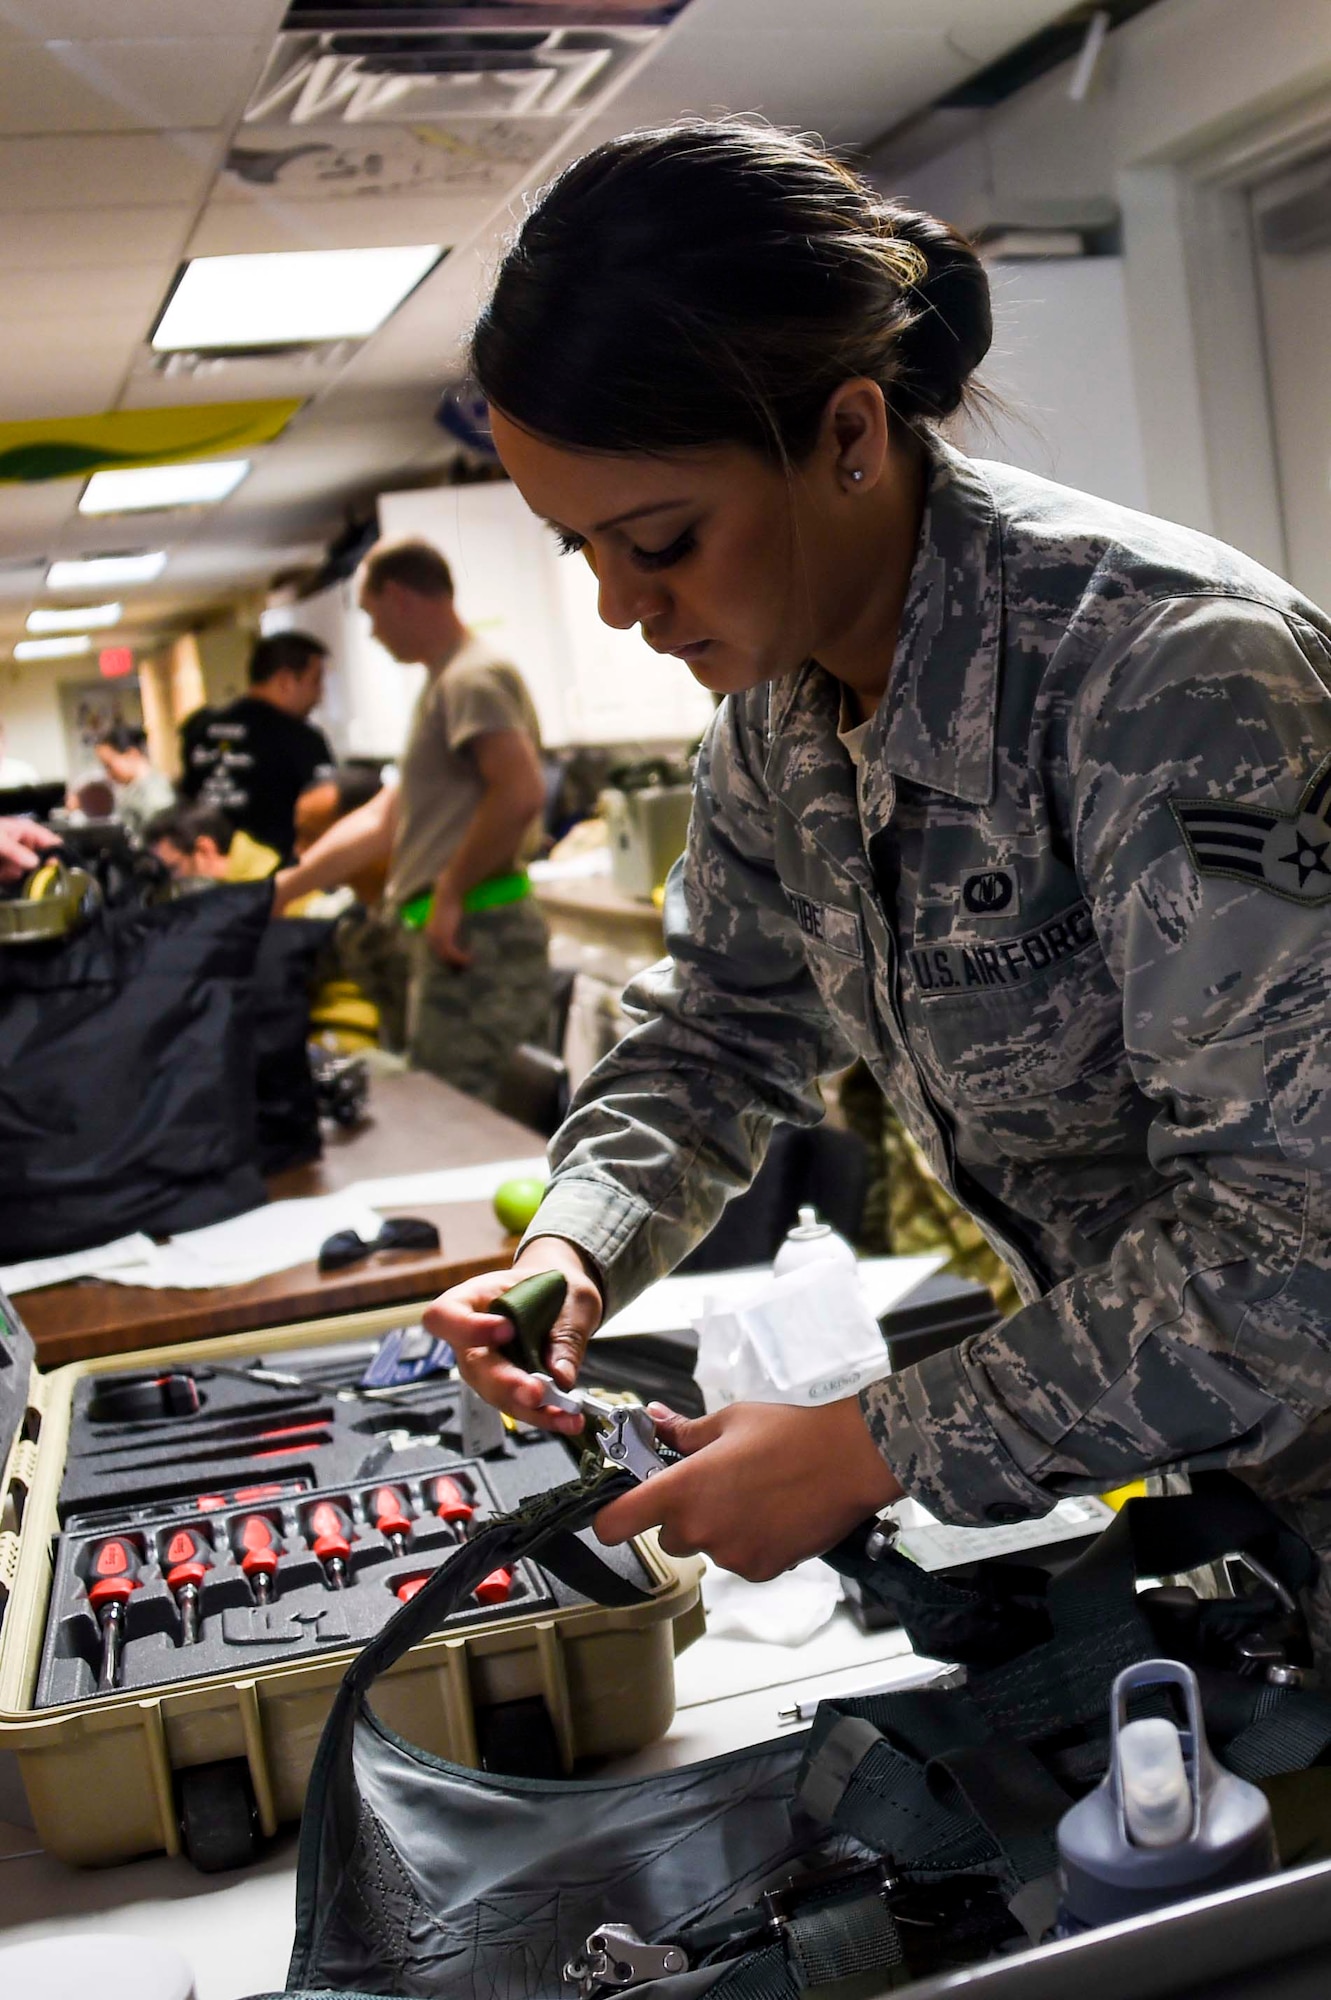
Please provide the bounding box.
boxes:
[152,342,356,378]
[245,22,661,129]
[229,8,695,200]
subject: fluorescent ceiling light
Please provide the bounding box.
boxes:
[80,461,250,515]
[14,634,93,660]
[27,601,122,633]
[47,552,167,590]
[152,245,443,352]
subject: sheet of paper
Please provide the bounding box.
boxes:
[81,1194,387,1292]
[348,1156,548,1211]
[597,1252,948,1339]
[0,1233,160,1296]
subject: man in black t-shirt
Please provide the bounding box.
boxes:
[178,631,334,862]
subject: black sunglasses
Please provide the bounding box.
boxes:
[318,1215,441,1274]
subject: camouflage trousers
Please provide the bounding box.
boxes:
[334,907,411,1054]
[406,899,552,1106]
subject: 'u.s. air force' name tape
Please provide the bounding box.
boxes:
[1171,753,1331,907]
[909,900,1095,995]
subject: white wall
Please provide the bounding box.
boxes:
[266,483,715,760]
[377,483,715,749]
[955,257,1149,511]
[877,0,1331,562]
[262,573,416,764]
[0,659,82,778]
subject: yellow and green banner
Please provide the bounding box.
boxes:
[0,399,303,485]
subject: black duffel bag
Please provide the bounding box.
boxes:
[0,880,272,1258]
[266,1468,1331,2000]
[252,916,336,1177]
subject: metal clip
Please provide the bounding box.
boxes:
[531,1379,673,1485]
[565,1923,688,1996]
[597,1405,671,1483]
[531,1372,585,1417]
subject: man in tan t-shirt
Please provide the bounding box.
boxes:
[274,539,551,1102]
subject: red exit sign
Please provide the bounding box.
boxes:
[99,646,134,678]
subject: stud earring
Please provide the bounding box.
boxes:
[850,468,864,483]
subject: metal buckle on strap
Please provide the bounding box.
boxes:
[761,1857,901,1934]
[531,1377,675,1484]
[565,1924,688,1997]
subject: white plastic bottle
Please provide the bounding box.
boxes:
[773,1205,857,1277]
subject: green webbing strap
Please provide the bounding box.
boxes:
[797,1693,1068,1891]
[795,1714,881,1825]
[964,1474,1319,1746]
[1222,1689,1331,1783]
[784,1896,905,1990]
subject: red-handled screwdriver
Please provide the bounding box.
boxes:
[307,1499,355,1589]
[395,1575,429,1604]
[88,1537,142,1690]
[430,1475,475,1532]
[370,1485,413,1558]
[162,1526,211,1645]
[475,1567,513,1607]
[232,1513,282,1606]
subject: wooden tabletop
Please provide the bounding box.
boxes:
[20,1071,545,1368]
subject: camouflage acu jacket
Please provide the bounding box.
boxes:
[529,440,1331,1532]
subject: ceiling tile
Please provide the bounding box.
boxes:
[0,320,141,422]
[0,41,264,137]
[189,192,494,257]
[0,262,172,321]
[0,480,81,558]
[0,0,284,40]
[0,205,191,269]
[0,132,219,210]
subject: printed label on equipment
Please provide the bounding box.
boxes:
[893,1496,1114,1571]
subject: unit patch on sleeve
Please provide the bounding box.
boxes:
[1171,753,1331,906]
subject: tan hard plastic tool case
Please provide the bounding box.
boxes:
[0,1291,703,1868]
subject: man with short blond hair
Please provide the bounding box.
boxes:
[273,540,550,1103]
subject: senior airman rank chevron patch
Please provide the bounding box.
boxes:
[1172,752,1331,906]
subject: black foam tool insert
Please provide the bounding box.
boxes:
[41,1332,656,1707]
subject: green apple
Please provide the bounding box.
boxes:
[493,1176,547,1235]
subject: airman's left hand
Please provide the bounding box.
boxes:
[594,1397,902,1580]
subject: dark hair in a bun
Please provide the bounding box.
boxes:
[472,120,991,462]
[883,207,993,421]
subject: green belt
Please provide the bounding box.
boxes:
[399,869,531,930]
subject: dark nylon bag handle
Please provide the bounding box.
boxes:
[346,1465,636,1699]
[289,1465,638,1989]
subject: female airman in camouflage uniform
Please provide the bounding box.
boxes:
[429,124,1331,1660]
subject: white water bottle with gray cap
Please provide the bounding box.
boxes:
[773,1205,856,1277]
[1056,1657,1277,1935]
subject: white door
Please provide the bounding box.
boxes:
[1252,149,1331,611]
